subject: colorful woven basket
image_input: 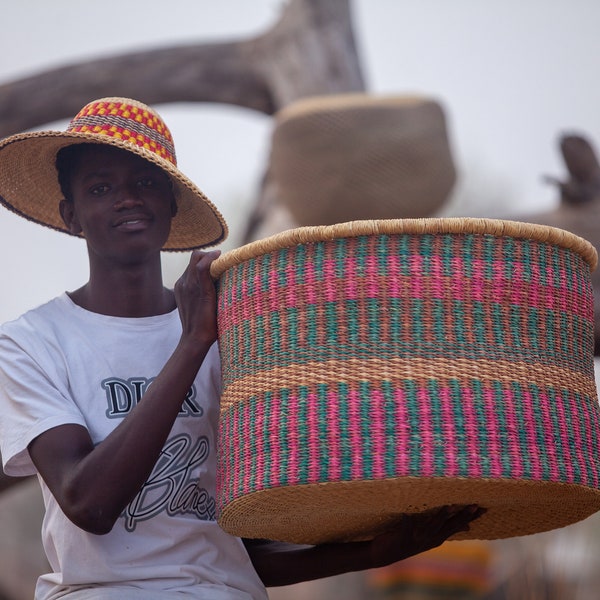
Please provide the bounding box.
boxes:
[211,218,600,544]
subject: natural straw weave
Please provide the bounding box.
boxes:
[212,218,600,544]
[267,95,456,226]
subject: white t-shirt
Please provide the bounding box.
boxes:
[0,293,268,600]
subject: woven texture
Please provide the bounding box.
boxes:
[268,95,456,226]
[0,97,227,251]
[214,218,600,544]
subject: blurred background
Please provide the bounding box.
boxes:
[2,1,600,598]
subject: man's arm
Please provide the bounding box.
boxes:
[244,504,484,587]
[28,250,220,534]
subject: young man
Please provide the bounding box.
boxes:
[0,98,481,599]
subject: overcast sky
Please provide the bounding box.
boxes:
[1,0,599,322]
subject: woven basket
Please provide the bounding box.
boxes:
[211,218,600,544]
[268,94,457,226]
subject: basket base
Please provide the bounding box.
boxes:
[217,477,600,544]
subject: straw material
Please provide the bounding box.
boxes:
[213,218,600,544]
[267,94,456,226]
[0,98,227,251]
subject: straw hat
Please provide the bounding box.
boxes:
[0,97,228,251]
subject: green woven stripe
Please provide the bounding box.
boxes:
[471,380,490,477]
[367,298,380,343]
[427,379,447,476]
[490,302,504,347]
[432,299,445,344]
[382,380,397,478]
[546,387,567,480]
[575,389,596,486]
[338,382,352,481]
[317,383,330,482]
[360,380,373,480]
[527,307,540,353]
[405,379,421,475]
[306,304,318,348]
[449,379,469,476]
[278,388,291,486]
[297,385,309,485]
[563,387,583,484]
[377,234,391,275]
[261,391,273,490]
[530,383,552,481]
[334,238,346,277]
[325,301,337,345]
[411,299,425,345]
[472,301,486,346]
[492,380,513,478]
[346,299,360,345]
[510,382,533,480]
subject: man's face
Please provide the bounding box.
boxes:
[61,145,177,264]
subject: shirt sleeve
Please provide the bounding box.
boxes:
[0,331,86,477]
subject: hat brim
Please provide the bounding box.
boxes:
[0,131,228,251]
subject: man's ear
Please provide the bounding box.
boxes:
[59,199,82,234]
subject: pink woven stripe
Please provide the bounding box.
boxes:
[284,261,297,308]
[461,387,482,478]
[582,398,600,488]
[386,255,402,297]
[370,389,386,478]
[470,260,485,303]
[323,259,337,302]
[502,387,524,479]
[327,389,342,481]
[418,386,435,477]
[394,388,410,475]
[348,389,364,479]
[521,388,543,479]
[286,393,300,486]
[537,390,561,483]
[307,392,321,483]
[268,268,280,312]
[439,386,459,477]
[269,393,284,488]
[366,255,380,299]
[253,399,265,493]
[304,258,318,304]
[482,387,503,478]
[553,390,576,484]
[568,391,590,486]
[344,257,359,300]
[430,256,445,300]
[242,400,253,495]
[409,254,424,298]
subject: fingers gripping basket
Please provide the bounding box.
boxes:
[211,218,600,544]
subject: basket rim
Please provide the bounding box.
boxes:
[211,218,598,279]
[274,93,433,122]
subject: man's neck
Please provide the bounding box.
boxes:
[70,262,176,318]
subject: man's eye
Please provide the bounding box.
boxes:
[90,184,110,196]
[138,177,157,188]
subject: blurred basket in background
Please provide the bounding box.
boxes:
[211,218,600,545]
[267,95,457,226]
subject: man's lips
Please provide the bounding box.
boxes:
[113,214,152,230]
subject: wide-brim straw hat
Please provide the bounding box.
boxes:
[0,97,228,251]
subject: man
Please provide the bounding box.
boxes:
[0,97,481,599]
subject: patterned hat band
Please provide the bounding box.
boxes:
[66,99,177,166]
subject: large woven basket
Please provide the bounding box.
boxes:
[211,218,600,544]
[268,94,457,226]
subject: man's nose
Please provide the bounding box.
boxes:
[113,184,143,209]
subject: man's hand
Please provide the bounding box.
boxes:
[367,504,486,569]
[174,249,221,349]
